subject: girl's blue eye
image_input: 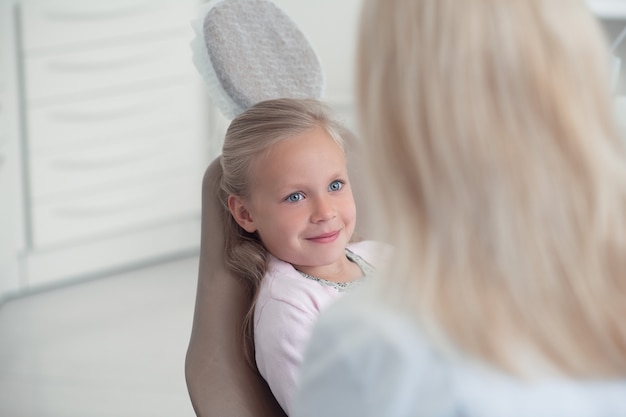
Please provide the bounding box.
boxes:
[329,180,343,192]
[287,193,304,202]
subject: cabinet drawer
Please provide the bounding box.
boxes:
[20,0,196,52]
[27,81,205,152]
[24,36,194,103]
[31,173,201,248]
[29,126,203,201]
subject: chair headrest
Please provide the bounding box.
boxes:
[190,0,325,120]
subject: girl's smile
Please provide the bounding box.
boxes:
[306,230,341,244]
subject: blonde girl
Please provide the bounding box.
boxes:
[219,98,385,415]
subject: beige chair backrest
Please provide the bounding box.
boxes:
[185,158,287,417]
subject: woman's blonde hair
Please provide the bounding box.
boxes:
[219,98,350,365]
[358,0,626,377]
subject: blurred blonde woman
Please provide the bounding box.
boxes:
[294,0,626,416]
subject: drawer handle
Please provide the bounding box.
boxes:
[43,1,159,21]
[50,101,161,122]
[54,190,162,218]
[51,148,163,170]
[46,46,169,72]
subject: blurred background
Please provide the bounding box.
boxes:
[0,0,362,415]
[0,0,624,416]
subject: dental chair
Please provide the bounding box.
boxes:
[184,1,341,415]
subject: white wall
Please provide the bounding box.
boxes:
[272,0,363,103]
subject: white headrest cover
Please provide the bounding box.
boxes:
[191,0,325,119]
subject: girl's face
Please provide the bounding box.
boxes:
[229,125,356,278]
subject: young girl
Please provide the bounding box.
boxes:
[218,98,385,415]
[294,0,626,416]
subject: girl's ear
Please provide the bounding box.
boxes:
[227,195,257,233]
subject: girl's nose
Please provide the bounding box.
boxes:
[311,196,336,223]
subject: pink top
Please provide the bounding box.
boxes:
[254,240,387,415]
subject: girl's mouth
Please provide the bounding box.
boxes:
[307,230,340,244]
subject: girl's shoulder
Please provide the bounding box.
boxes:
[260,255,340,306]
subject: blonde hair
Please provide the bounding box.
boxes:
[358,0,626,378]
[219,98,350,365]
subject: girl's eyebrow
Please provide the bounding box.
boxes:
[325,168,349,180]
[274,167,349,189]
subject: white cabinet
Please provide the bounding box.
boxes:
[0,0,25,301]
[9,0,212,291]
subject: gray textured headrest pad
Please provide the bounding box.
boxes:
[203,0,324,111]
